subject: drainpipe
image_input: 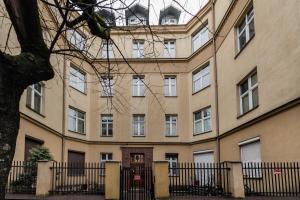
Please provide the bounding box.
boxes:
[61,38,67,163]
[211,0,220,163]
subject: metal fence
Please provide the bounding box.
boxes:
[243,162,300,196]
[50,162,105,195]
[169,162,231,196]
[6,161,37,194]
[120,166,154,200]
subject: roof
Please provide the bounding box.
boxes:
[97,9,116,26]
[159,5,181,24]
[125,3,149,25]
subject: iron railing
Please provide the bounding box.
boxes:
[6,161,37,194]
[169,162,231,196]
[120,166,154,200]
[243,162,300,196]
[50,162,105,195]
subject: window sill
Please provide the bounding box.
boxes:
[26,105,45,118]
[100,135,113,137]
[237,105,259,119]
[192,85,210,96]
[132,96,145,98]
[132,135,146,137]
[70,86,87,95]
[165,135,179,137]
[193,130,212,136]
[100,95,113,98]
[164,95,178,98]
[234,35,255,59]
[68,130,86,136]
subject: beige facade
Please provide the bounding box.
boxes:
[3,0,300,164]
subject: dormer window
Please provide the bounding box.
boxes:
[128,14,147,26]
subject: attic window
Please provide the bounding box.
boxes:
[162,16,177,25]
[128,15,147,26]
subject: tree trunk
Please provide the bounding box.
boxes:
[0,63,24,200]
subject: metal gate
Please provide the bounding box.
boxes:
[120,166,154,200]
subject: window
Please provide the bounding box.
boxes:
[240,139,261,178]
[162,16,177,25]
[101,77,114,97]
[69,30,86,50]
[68,107,85,134]
[237,6,254,52]
[68,151,85,176]
[133,115,145,136]
[26,83,43,113]
[102,41,114,58]
[132,76,145,96]
[128,15,147,26]
[165,115,177,136]
[192,64,210,93]
[192,23,209,52]
[194,107,211,134]
[164,40,176,58]
[133,40,144,58]
[24,137,43,161]
[101,115,113,136]
[239,72,258,114]
[164,76,176,96]
[166,154,178,176]
[69,65,86,93]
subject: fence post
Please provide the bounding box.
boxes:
[153,161,170,199]
[227,161,245,198]
[36,160,53,197]
[105,161,120,200]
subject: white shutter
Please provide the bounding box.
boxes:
[240,141,261,163]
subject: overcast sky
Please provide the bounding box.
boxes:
[101,0,209,25]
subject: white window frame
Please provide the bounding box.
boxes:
[101,115,113,137]
[102,41,114,59]
[237,6,254,51]
[132,76,145,96]
[133,115,145,136]
[101,77,114,97]
[162,16,177,25]
[192,65,210,93]
[164,76,176,96]
[164,40,176,58]
[133,40,145,58]
[192,23,209,52]
[69,66,86,93]
[128,15,146,26]
[165,115,177,136]
[68,107,85,134]
[194,107,211,134]
[239,72,258,115]
[27,83,43,113]
[166,154,178,176]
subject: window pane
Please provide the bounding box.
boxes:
[202,74,210,88]
[26,86,32,107]
[34,83,42,93]
[194,112,201,120]
[252,87,259,108]
[204,118,211,132]
[195,120,203,133]
[102,124,107,136]
[77,111,85,119]
[194,79,201,92]
[242,95,250,113]
[238,20,246,34]
[171,123,176,135]
[251,73,257,86]
[77,120,85,134]
[166,123,170,135]
[249,19,255,39]
[240,81,249,94]
[203,109,210,117]
[239,30,247,49]
[34,92,41,112]
[69,116,76,131]
[108,123,113,136]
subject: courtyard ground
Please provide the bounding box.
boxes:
[5,194,300,200]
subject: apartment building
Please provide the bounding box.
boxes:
[6,0,300,168]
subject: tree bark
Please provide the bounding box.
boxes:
[0,0,54,199]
